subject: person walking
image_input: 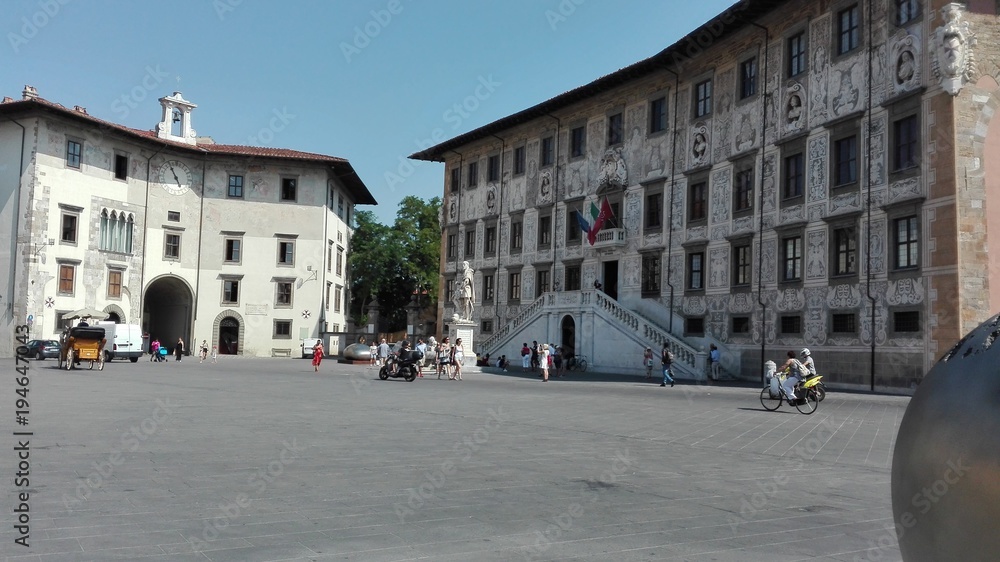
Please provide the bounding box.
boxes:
[643,346,655,379]
[660,342,675,387]
[709,344,721,380]
[175,338,184,362]
[312,339,324,372]
[520,342,531,371]
[199,340,208,363]
[211,345,218,363]
[150,339,159,362]
[530,340,540,373]
[377,338,389,368]
[437,336,452,379]
[540,343,551,381]
[415,338,427,377]
[369,340,378,368]
[451,338,465,381]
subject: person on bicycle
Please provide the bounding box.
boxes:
[800,348,816,377]
[779,350,808,400]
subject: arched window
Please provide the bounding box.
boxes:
[99,209,135,254]
[124,214,134,253]
[99,209,110,250]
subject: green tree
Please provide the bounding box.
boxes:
[348,196,440,332]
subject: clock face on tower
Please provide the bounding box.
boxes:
[157,160,193,195]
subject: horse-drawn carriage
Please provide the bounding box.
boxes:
[58,325,107,371]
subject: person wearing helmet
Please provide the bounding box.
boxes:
[800,348,816,377]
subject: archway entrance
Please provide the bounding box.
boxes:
[107,312,121,323]
[560,315,576,360]
[143,276,194,356]
[219,317,240,355]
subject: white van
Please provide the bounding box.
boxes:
[97,322,144,362]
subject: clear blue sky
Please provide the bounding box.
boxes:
[4,0,736,224]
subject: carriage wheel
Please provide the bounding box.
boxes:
[65,348,75,370]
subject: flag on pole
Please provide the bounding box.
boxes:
[586,197,615,245]
[574,211,591,236]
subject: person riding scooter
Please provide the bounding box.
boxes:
[800,348,816,376]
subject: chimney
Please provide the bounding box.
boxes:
[21,85,38,100]
[73,106,88,114]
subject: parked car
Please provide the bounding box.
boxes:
[24,339,61,360]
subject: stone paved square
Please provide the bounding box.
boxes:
[1,356,907,561]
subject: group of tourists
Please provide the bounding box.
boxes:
[519,340,567,382]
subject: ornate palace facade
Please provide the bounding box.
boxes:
[413,0,1000,390]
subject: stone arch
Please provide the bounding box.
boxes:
[102,303,126,324]
[213,309,245,355]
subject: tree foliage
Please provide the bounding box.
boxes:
[348,196,440,331]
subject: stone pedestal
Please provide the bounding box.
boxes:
[449,319,479,372]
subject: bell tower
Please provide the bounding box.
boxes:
[156,91,198,145]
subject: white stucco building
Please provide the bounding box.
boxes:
[1,86,376,358]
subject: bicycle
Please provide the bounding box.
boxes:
[565,354,588,372]
[759,366,820,415]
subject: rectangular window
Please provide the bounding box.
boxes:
[509,272,522,300]
[689,181,707,221]
[338,195,345,219]
[61,213,78,243]
[164,233,180,259]
[740,58,757,99]
[834,135,858,186]
[565,265,581,291]
[336,247,344,276]
[541,136,555,167]
[224,239,241,263]
[780,315,802,334]
[537,269,550,294]
[450,168,461,193]
[894,216,919,269]
[445,278,455,303]
[334,286,343,313]
[327,241,333,272]
[570,126,586,158]
[649,96,667,134]
[274,320,291,338]
[644,192,663,231]
[607,113,623,145]
[465,230,476,257]
[513,146,526,175]
[277,240,294,265]
[734,168,753,211]
[114,154,128,180]
[325,282,331,311]
[838,4,860,55]
[482,273,494,303]
[788,32,807,77]
[538,215,551,247]
[784,153,804,199]
[447,233,457,258]
[167,211,180,222]
[487,154,500,182]
[58,264,75,295]
[481,320,493,334]
[468,161,479,187]
[280,178,297,201]
[694,79,713,117]
[228,175,244,198]
[484,226,497,255]
[107,269,122,298]
[567,208,581,241]
[641,254,661,295]
[733,244,752,286]
[66,140,82,168]
[511,220,523,252]
[223,280,239,304]
[893,115,919,171]
[276,281,293,306]
[896,0,919,25]
[783,236,802,281]
[733,316,751,333]
[834,227,857,275]
[832,313,857,333]
[894,310,920,332]
[686,317,705,335]
[688,252,704,290]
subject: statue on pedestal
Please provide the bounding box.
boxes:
[453,261,475,322]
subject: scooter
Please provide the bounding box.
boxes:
[379,347,423,382]
[759,360,822,415]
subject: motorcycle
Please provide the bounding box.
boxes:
[379,347,423,382]
[759,360,822,415]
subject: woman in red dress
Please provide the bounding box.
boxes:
[312,339,324,372]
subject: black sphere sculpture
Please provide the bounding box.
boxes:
[891,313,1000,561]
